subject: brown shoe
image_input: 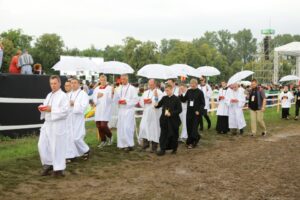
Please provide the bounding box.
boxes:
[41,165,53,176]
[142,139,150,150]
[150,142,158,153]
[53,170,65,177]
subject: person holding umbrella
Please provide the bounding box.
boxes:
[198,76,212,130]
[179,79,205,148]
[225,83,246,135]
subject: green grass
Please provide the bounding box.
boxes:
[0,106,297,192]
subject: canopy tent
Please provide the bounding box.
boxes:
[52,56,101,72]
[273,42,300,83]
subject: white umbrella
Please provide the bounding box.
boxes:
[137,64,178,80]
[279,75,300,82]
[195,66,221,77]
[96,61,134,74]
[52,56,98,72]
[170,64,196,77]
[227,70,254,86]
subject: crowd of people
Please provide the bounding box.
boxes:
[37,73,300,177]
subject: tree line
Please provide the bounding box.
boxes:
[1,28,300,82]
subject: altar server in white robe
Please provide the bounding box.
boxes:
[139,79,163,153]
[70,78,90,160]
[93,75,114,148]
[166,79,187,141]
[198,76,212,130]
[216,81,229,134]
[225,83,246,134]
[64,80,79,162]
[113,74,139,151]
[38,75,69,177]
[279,85,294,119]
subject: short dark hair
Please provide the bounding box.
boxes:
[50,75,61,83]
[165,83,173,90]
[251,79,257,83]
[71,77,80,83]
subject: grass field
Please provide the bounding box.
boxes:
[0,106,298,194]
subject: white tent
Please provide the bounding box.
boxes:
[273,42,300,83]
[52,56,104,80]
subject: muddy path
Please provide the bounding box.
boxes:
[2,124,300,200]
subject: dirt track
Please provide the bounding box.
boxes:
[2,125,300,200]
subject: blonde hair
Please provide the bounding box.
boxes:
[190,78,198,85]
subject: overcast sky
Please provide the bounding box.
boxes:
[0,0,299,49]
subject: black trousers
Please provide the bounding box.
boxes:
[282,108,290,119]
[296,104,300,116]
[199,109,211,130]
[216,116,229,133]
[186,112,201,146]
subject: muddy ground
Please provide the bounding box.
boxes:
[1,124,300,200]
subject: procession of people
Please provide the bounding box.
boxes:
[37,71,300,177]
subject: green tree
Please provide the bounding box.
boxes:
[31,33,64,73]
[0,38,15,72]
[0,29,32,50]
[233,29,257,64]
[103,45,124,62]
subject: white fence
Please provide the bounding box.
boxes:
[0,93,289,131]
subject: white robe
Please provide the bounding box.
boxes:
[279,91,294,108]
[180,101,188,139]
[70,89,89,155]
[114,84,139,148]
[225,88,246,129]
[65,92,79,159]
[38,89,69,171]
[199,84,212,110]
[108,86,121,128]
[138,88,163,143]
[216,88,229,116]
[93,85,113,122]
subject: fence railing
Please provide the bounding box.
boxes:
[0,93,291,131]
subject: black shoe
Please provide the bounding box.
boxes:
[41,165,53,176]
[261,132,267,136]
[156,150,165,156]
[128,147,134,151]
[83,150,90,160]
[208,123,211,130]
[240,129,244,135]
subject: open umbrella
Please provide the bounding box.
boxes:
[137,64,178,79]
[170,64,196,77]
[279,75,300,82]
[227,70,254,86]
[195,66,221,77]
[96,61,134,74]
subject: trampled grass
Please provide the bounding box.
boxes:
[0,106,297,192]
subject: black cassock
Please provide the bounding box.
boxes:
[155,95,182,151]
[180,88,205,146]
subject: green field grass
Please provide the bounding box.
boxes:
[0,106,298,192]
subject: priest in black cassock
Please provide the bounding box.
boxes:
[179,79,205,149]
[155,84,182,156]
